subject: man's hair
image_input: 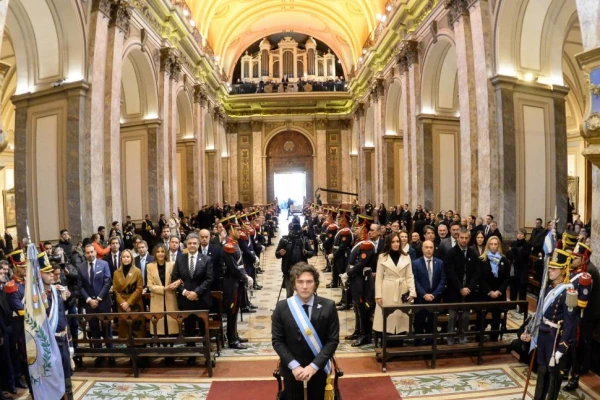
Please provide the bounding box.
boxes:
[43,241,53,247]
[290,262,320,290]
[138,240,148,247]
[91,233,100,241]
[486,214,494,220]
[98,226,105,232]
[169,235,180,242]
[450,221,461,228]
[109,236,120,245]
[84,243,95,251]
[112,221,119,227]
[162,225,170,232]
[186,233,200,244]
[60,229,68,235]
[459,227,471,236]
[0,260,9,268]
[423,225,436,234]
[536,218,543,223]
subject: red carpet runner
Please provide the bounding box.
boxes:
[207,376,401,400]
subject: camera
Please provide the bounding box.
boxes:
[48,254,63,263]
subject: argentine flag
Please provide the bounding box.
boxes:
[24,244,65,399]
[543,229,555,255]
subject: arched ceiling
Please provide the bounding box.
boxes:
[188,0,388,78]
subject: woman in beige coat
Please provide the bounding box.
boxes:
[373,232,417,334]
[113,249,145,339]
[146,243,179,336]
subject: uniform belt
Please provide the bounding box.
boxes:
[543,317,559,329]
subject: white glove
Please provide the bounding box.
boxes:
[340,273,348,284]
[554,351,563,363]
[254,255,260,264]
[327,254,334,261]
[246,276,254,289]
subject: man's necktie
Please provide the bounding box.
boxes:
[427,259,433,287]
[302,304,310,318]
[113,254,117,269]
[189,255,195,276]
[88,262,93,285]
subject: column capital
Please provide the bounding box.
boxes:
[92,0,113,18]
[316,119,327,130]
[444,0,474,25]
[251,120,262,132]
[193,84,208,104]
[397,40,419,72]
[159,47,181,80]
[110,0,132,36]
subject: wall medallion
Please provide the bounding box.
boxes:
[283,140,295,153]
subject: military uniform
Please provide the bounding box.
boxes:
[222,235,251,349]
[322,223,338,273]
[329,227,352,290]
[534,250,578,400]
[344,238,376,346]
[562,241,593,391]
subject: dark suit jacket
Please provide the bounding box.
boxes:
[485,229,503,244]
[272,295,339,381]
[134,254,155,285]
[479,255,510,300]
[167,250,183,263]
[0,288,12,336]
[412,257,446,303]
[201,244,223,290]
[171,252,213,308]
[78,259,112,313]
[443,245,480,303]
[438,237,456,260]
[103,251,121,277]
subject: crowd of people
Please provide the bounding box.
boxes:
[0,201,281,399]
[231,77,347,95]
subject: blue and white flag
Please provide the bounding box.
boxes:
[543,229,555,255]
[24,244,65,398]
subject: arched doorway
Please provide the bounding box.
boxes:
[266,130,314,204]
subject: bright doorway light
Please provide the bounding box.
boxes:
[274,172,306,208]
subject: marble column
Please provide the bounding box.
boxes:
[103,2,130,222]
[574,0,600,263]
[551,86,570,233]
[469,0,499,217]
[252,128,264,204]
[491,75,518,239]
[193,85,208,206]
[228,132,239,203]
[316,120,328,203]
[371,81,385,205]
[205,150,217,204]
[417,115,434,211]
[85,0,112,230]
[382,135,402,206]
[340,121,352,204]
[447,0,478,216]
[168,65,180,213]
[400,67,412,206]
[184,139,199,213]
[158,47,178,215]
[145,119,161,220]
[356,104,367,204]
[212,108,225,204]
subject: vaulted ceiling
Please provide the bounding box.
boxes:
[188,0,388,79]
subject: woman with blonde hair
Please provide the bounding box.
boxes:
[146,244,179,338]
[478,236,509,341]
[112,249,145,339]
[373,232,417,336]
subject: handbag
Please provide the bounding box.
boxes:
[401,291,411,303]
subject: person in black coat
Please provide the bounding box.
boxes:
[199,229,223,291]
[272,262,339,400]
[0,264,16,397]
[444,228,480,344]
[507,228,532,313]
[478,236,510,341]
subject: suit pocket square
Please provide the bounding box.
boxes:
[317,304,322,309]
[95,271,102,274]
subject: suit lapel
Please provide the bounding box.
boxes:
[311,295,322,326]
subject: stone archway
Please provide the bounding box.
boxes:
[266,130,314,203]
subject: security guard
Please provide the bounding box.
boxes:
[4,250,32,393]
[562,241,593,391]
[533,249,577,400]
[39,253,74,400]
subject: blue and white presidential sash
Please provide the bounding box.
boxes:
[287,295,331,374]
[542,282,573,314]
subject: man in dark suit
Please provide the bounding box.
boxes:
[102,236,121,278]
[0,262,17,397]
[167,235,183,263]
[485,221,503,244]
[412,240,446,344]
[438,222,460,260]
[272,262,339,400]
[444,228,480,344]
[134,240,154,287]
[199,229,223,291]
[169,232,213,365]
[78,244,114,366]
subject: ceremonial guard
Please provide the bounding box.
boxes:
[239,215,260,292]
[562,241,593,391]
[533,249,578,400]
[221,216,253,349]
[322,213,338,273]
[4,250,32,393]
[39,254,74,400]
[327,224,352,291]
[342,216,375,346]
